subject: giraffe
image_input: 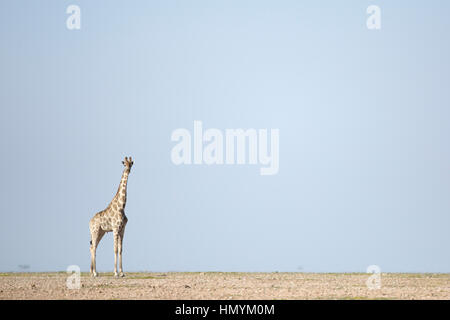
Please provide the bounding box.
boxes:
[89,156,134,277]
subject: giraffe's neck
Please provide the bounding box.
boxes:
[112,169,129,209]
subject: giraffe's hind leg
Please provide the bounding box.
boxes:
[90,225,105,277]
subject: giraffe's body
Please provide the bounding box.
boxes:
[90,157,133,277]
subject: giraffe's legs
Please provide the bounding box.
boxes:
[90,228,105,277]
[113,231,119,277]
[118,227,126,277]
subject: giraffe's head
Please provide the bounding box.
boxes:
[122,156,134,172]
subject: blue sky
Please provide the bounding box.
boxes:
[0,1,449,272]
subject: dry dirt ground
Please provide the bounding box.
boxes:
[0,272,449,300]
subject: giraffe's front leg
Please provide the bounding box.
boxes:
[113,231,119,277]
[90,244,97,277]
[118,227,126,277]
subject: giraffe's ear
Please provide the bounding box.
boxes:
[122,161,125,165]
